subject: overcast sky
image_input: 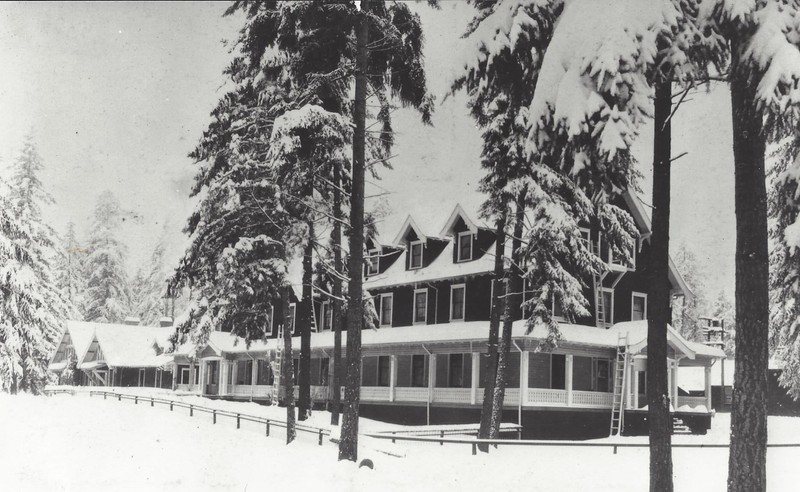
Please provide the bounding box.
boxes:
[0,1,735,296]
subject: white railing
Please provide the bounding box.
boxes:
[527,388,568,406]
[572,390,613,408]
[433,388,472,404]
[395,387,429,402]
[504,388,520,406]
[361,386,391,401]
[310,385,329,401]
[676,395,709,411]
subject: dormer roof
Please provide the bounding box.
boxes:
[392,215,428,246]
[439,204,479,237]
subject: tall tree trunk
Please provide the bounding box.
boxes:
[282,285,296,444]
[477,212,507,452]
[298,221,314,420]
[331,162,344,426]
[339,0,369,462]
[647,78,674,492]
[489,189,527,439]
[727,40,768,492]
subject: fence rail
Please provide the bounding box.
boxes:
[52,389,331,446]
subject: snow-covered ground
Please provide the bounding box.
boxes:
[4,391,800,492]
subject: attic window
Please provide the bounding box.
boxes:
[366,248,380,277]
[409,240,423,269]
[457,231,473,262]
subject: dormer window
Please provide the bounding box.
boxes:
[409,240,423,269]
[457,231,473,262]
[366,248,380,277]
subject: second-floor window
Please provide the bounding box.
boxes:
[631,292,647,321]
[320,301,332,331]
[266,305,274,336]
[457,232,473,262]
[379,293,393,327]
[409,240,423,269]
[597,288,614,327]
[413,289,428,324]
[366,248,380,276]
[450,284,466,321]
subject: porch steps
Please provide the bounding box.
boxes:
[672,416,692,434]
[609,333,629,436]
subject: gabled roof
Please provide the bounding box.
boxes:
[49,321,96,367]
[391,215,428,246]
[72,320,174,369]
[439,204,480,237]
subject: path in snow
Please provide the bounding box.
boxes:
[3,393,800,492]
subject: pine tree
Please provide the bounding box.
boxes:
[672,243,710,342]
[130,239,170,325]
[83,191,130,323]
[0,134,70,394]
[55,222,86,319]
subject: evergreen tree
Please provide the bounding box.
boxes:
[130,239,170,325]
[83,191,130,323]
[55,222,86,319]
[672,243,710,342]
[0,135,70,394]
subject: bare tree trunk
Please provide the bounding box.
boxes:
[489,189,526,439]
[331,162,344,426]
[298,221,314,420]
[282,285,296,444]
[339,0,369,462]
[477,212,507,452]
[648,79,674,492]
[727,39,768,492]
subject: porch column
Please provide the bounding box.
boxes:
[470,352,480,405]
[389,355,397,402]
[704,365,712,410]
[519,351,529,407]
[252,359,259,387]
[625,359,633,409]
[667,359,673,406]
[428,354,436,402]
[671,361,679,408]
[633,369,639,408]
[565,354,573,407]
[199,361,206,395]
[220,361,229,396]
[171,366,177,391]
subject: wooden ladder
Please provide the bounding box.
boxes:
[591,239,606,328]
[270,324,284,406]
[610,332,629,436]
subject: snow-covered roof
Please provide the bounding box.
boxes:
[364,239,504,290]
[439,204,481,237]
[391,215,430,246]
[72,321,174,368]
[49,321,97,366]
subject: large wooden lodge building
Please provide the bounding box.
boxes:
[49,191,725,438]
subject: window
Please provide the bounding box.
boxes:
[457,232,473,262]
[379,293,393,327]
[366,248,380,277]
[597,288,614,326]
[551,292,565,320]
[448,354,465,388]
[579,228,591,252]
[194,366,199,385]
[265,305,275,336]
[320,301,332,331]
[180,367,190,385]
[236,360,253,385]
[409,240,424,269]
[594,359,611,392]
[609,239,636,270]
[450,284,466,321]
[377,356,391,387]
[256,360,271,385]
[138,368,145,387]
[551,354,566,390]
[413,289,428,324]
[411,355,426,387]
[288,303,297,334]
[631,292,647,321]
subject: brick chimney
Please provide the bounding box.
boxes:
[123,316,140,326]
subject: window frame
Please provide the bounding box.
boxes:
[266,304,274,336]
[450,283,466,321]
[597,287,615,327]
[456,231,473,262]
[377,355,391,387]
[447,353,465,388]
[409,240,424,270]
[379,293,394,327]
[631,292,648,321]
[608,238,636,270]
[593,358,611,392]
[288,303,297,335]
[366,248,380,277]
[180,367,190,385]
[579,227,591,252]
[413,288,428,325]
[411,354,426,387]
[551,292,567,322]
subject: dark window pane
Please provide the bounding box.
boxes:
[381,296,393,325]
[551,354,566,389]
[414,291,427,323]
[458,234,472,261]
[451,287,465,320]
[377,356,391,387]
[448,354,464,388]
[410,243,423,268]
[411,355,426,387]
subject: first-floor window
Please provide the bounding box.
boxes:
[411,355,426,387]
[379,294,393,327]
[450,284,466,321]
[138,368,145,387]
[319,357,330,387]
[413,289,427,324]
[180,367,190,385]
[631,292,647,321]
[551,354,566,390]
[377,356,391,387]
[594,359,611,392]
[448,353,465,388]
[256,360,271,385]
[236,359,253,385]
